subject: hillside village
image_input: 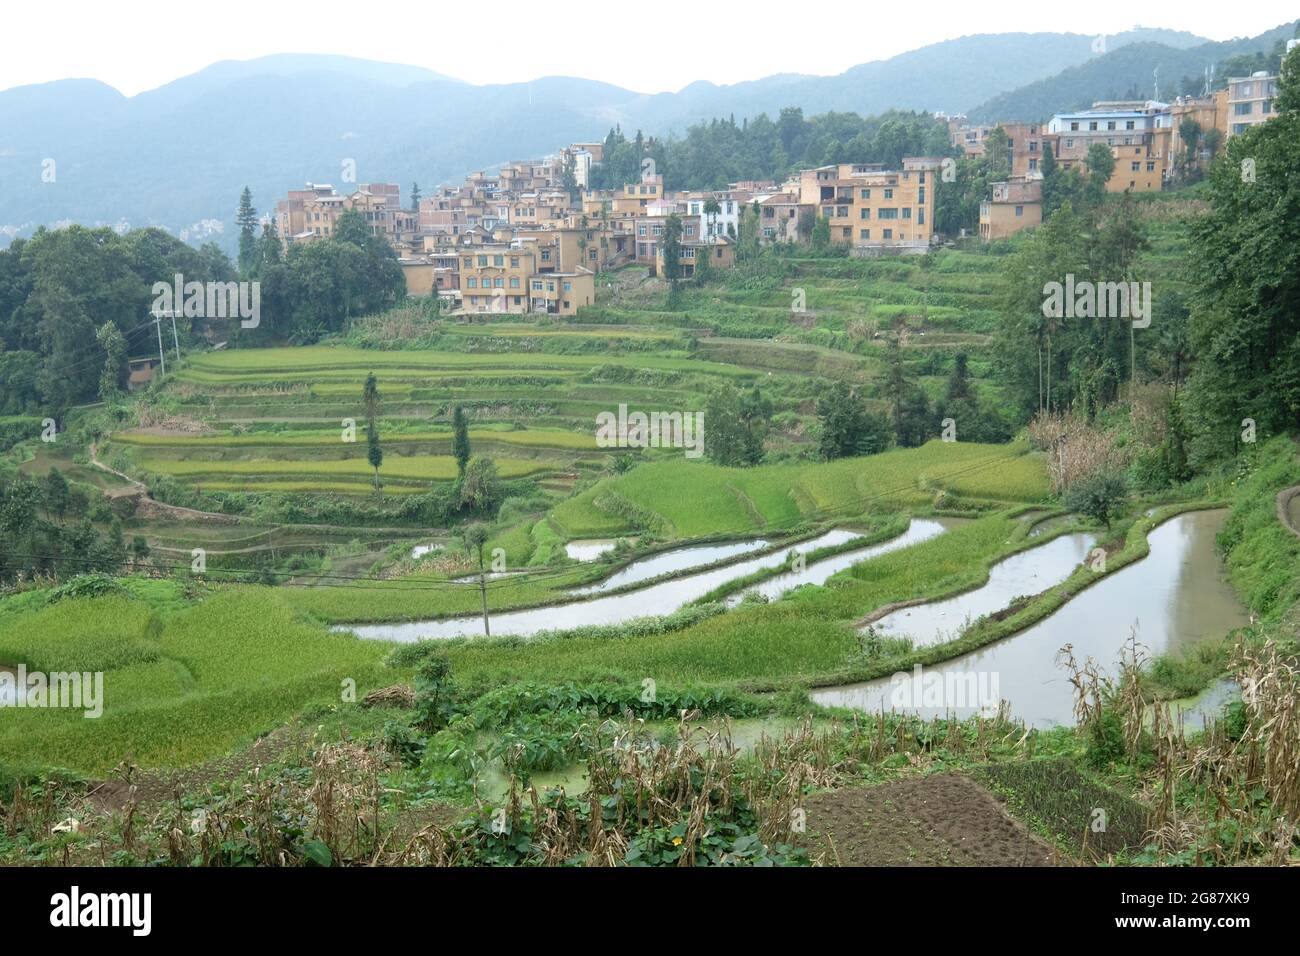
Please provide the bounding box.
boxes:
[265,50,1290,317]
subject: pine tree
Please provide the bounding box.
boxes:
[236,187,258,275]
[452,406,471,478]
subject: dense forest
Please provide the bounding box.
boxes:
[0,207,404,415]
[589,108,953,191]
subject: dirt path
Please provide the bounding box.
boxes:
[805,773,1061,866]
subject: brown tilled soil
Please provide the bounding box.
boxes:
[805,773,1063,866]
[83,724,315,813]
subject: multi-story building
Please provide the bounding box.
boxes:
[653,237,735,278]
[796,158,941,253]
[682,193,741,239]
[1048,102,1169,192]
[457,245,539,314]
[979,178,1042,240]
[526,270,596,316]
[275,183,412,246]
[1227,71,1279,136]
[1164,90,1230,163]
[1000,122,1048,179]
[754,192,809,245]
[274,183,338,243]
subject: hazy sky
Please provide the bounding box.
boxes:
[5,0,1297,96]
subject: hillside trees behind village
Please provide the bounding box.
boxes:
[993,46,1300,470]
[0,206,405,413]
[590,108,952,192]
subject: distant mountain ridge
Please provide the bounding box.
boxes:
[969,21,1299,120]
[0,26,1286,251]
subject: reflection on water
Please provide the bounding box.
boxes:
[571,539,770,595]
[343,521,956,642]
[726,521,963,606]
[565,540,619,561]
[866,532,1096,648]
[812,511,1247,728]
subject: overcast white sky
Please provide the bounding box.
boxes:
[4,0,1297,96]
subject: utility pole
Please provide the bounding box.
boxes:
[165,310,181,364]
[477,545,491,638]
[152,314,166,377]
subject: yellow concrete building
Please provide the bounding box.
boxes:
[979,179,1042,240]
[797,158,941,252]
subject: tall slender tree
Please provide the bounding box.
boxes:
[236,187,258,275]
[452,406,471,478]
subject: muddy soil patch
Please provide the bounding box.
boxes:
[805,773,1061,866]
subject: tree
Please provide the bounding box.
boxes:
[95,320,127,401]
[1063,470,1128,528]
[1185,44,1300,458]
[363,372,380,428]
[737,386,773,465]
[1179,118,1203,175]
[703,384,767,466]
[452,406,471,477]
[811,215,831,252]
[457,457,500,512]
[984,126,1012,180]
[367,422,383,491]
[410,182,421,212]
[995,202,1090,420]
[1084,143,1116,207]
[42,467,69,520]
[236,187,258,275]
[661,213,683,285]
[461,523,491,637]
[130,535,151,565]
[334,208,372,248]
[702,198,722,238]
[1040,142,1061,217]
[693,241,714,285]
[883,334,932,447]
[817,380,890,460]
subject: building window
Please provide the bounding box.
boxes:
[1015,205,1024,217]
[510,277,520,288]
[467,278,477,288]
[1131,162,1140,171]
[902,208,912,219]
[883,229,893,239]
[860,229,870,240]
[883,188,893,199]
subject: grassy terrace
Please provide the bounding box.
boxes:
[275,440,1049,623]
